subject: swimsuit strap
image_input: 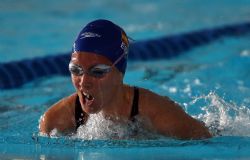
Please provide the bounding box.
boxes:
[130,87,139,121]
[75,95,86,130]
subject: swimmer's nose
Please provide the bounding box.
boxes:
[79,74,93,90]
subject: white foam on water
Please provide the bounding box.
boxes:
[74,112,159,140]
[190,92,250,136]
[193,78,202,85]
[168,86,178,93]
[74,112,131,139]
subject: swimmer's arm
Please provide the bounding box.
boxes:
[39,111,55,135]
[141,90,211,140]
[39,94,77,136]
[153,99,211,140]
[39,108,65,136]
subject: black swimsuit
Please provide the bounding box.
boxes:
[75,87,140,129]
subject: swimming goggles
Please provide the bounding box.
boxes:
[69,63,112,78]
[69,44,128,78]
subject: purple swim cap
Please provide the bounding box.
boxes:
[73,19,129,74]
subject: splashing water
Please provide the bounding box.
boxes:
[190,92,250,137]
[75,113,132,140]
[74,112,160,140]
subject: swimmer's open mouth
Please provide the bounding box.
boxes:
[83,92,94,100]
[82,92,95,106]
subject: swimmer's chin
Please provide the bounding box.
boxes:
[83,107,101,114]
[80,99,101,114]
[81,102,102,114]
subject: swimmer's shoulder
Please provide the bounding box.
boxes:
[138,87,182,115]
[138,87,187,128]
[39,93,78,135]
[47,93,77,114]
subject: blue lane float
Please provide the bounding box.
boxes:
[1,22,250,89]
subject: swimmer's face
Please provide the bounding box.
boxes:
[70,52,123,114]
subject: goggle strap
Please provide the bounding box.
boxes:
[112,52,126,67]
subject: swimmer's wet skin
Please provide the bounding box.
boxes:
[39,19,212,140]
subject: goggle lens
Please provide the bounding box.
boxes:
[69,63,111,78]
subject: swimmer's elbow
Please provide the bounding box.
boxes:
[39,124,49,136]
[170,120,212,140]
[39,113,52,136]
[176,127,212,140]
[185,121,212,140]
[196,124,212,139]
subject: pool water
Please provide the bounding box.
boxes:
[1,0,250,159]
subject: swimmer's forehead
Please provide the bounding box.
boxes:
[71,52,113,66]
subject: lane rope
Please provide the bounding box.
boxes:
[1,22,250,89]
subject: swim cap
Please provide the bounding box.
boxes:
[73,19,129,74]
